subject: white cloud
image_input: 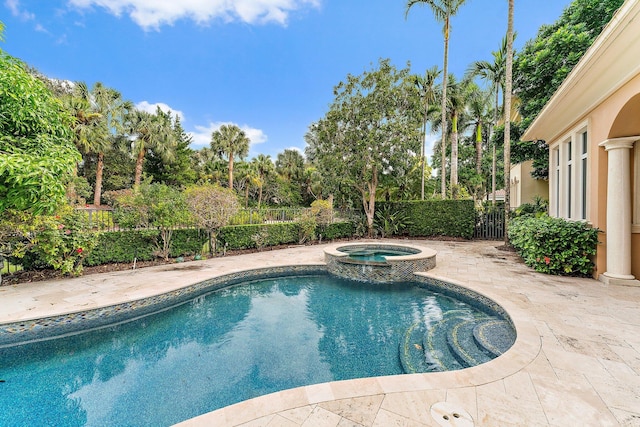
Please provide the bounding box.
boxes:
[135,101,185,122]
[6,0,35,20]
[68,0,321,30]
[189,121,267,149]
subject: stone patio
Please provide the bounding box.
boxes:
[1,239,639,426]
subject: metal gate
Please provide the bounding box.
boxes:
[474,209,505,240]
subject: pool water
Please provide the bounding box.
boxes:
[343,249,412,262]
[0,274,508,427]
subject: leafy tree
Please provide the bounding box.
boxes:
[309,59,421,236]
[210,124,250,190]
[109,184,190,260]
[0,49,80,214]
[185,184,240,255]
[514,0,624,179]
[406,0,470,198]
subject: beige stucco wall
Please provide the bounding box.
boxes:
[545,73,640,278]
[509,161,549,209]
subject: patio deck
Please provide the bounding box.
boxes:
[1,239,638,426]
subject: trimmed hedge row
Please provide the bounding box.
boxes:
[84,229,208,266]
[84,221,355,265]
[377,199,475,239]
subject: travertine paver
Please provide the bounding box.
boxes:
[1,239,640,426]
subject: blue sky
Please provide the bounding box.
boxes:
[2,0,569,159]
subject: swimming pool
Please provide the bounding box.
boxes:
[0,272,514,426]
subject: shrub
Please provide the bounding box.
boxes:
[185,184,240,255]
[84,228,207,266]
[297,210,317,244]
[318,221,356,241]
[310,199,333,225]
[218,223,300,250]
[377,199,475,238]
[374,204,413,238]
[84,230,158,266]
[508,215,599,276]
[6,206,99,275]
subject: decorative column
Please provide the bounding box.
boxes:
[599,137,640,285]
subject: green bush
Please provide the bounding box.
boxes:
[377,199,475,238]
[218,223,300,250]
[508,215,599,276]
[85,228,208,266]
[84,230,158,265]
[169,229,208,257]
[318,221,355,241]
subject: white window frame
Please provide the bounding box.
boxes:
[549,122,589,221]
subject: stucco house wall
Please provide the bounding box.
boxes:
[521,0,640,284]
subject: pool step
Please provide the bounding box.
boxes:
[472,320,516,357]
[400,315,516,374]
[399,322,429,374]
[422,314,468,372]
[446,319,494,368]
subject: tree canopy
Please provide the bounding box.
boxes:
[0,49,80,214]
[307,58,422,235]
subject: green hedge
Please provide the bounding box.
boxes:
[169,229,208,257]
[318,221,356,241]
[508,215,599,276]
[377,200,475,239]
[84,230,158,265]
[77,221,357,267]
[84,229,208,266]
[218,223,300,250]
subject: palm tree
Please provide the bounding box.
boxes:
[504,0,515,244]
[444,74,470,193]
[467,34,513,205]
[406,0,469,199]
[251,154,275,208]
[466,83,492,176]
[235,161,260,208]
[91,83,131,206]
[211,124,250,190]
[62,82,108,203]
[276,149,305,182]
[413,66,441,199]
[128,107,177,187]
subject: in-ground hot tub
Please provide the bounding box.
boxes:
[324,242,437,283]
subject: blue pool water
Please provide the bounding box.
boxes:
[338,247,417,263]
[0,274,511,426]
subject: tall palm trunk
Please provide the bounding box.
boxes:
[93,152,104,206]
[421,97,428,200]
[228,154,234,189]
[134,148,145,187]
[504,0,514,243]
[450,111,458,190]
[475,122,483,175]
[440,16,450,199]
[491,84,499,205]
